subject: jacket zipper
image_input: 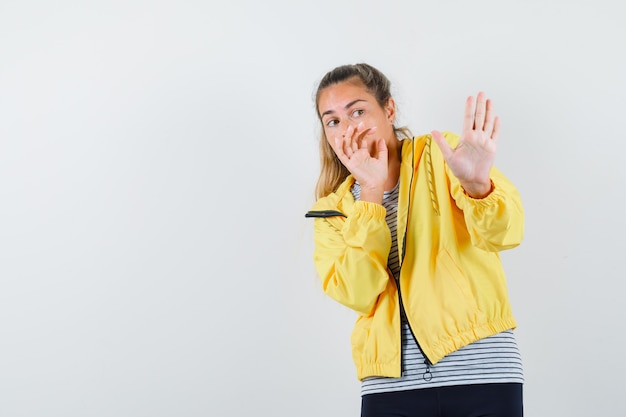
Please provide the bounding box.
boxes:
[398,138,434,379]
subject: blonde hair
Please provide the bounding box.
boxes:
[314,63,411,199]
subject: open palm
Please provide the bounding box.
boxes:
[432,92,499,197]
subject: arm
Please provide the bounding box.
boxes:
[312,201,392,315]
[431,92,524,251]
[449,164,524,251]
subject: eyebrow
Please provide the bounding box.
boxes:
[321,99,367,118]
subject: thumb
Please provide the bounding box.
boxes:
[375,138,388,160]
[430,130,453,161]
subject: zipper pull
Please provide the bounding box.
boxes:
[423,360,432,381]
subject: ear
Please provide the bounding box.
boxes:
[385,97,396,124]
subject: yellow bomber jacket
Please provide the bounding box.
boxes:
[306,133,524,381]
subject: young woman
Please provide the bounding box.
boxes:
[306,63,525,417]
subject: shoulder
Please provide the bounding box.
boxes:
[310,176,355,212]
[401,131,460,160]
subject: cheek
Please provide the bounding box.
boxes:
[323,126,338,141]
[323,128,331,140]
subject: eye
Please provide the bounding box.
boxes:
[351,109,364,118]
[326,119,339,127]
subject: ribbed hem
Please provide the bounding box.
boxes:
[425,317,518,364]
[355,317,518,380]
[357,361,401,381]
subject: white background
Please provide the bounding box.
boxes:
[1,1,624,416]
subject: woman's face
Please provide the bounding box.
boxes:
[317,80,396,152]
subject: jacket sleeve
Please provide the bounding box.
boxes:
[449,165,525,252]
[312,201,392,315]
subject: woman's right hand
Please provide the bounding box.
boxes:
[329,122,388,203]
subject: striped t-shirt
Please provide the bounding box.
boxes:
[351,181,524,396]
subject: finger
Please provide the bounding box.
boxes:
[354,121,368,139]
[343,125,355,156]
[359,137,368,151]
[491,116,501,143]
[331,135,344,157]
[356,125,376,148]
[356,122,369,150]
[375,138,388,160]
[345,142,354,158]
[355,121,365,135]
[351,122,366,150]
[473,91,486,131]
[332,136,351,165]
[462,95,475,133]
[334,132,344,155]
[344,124,355,141]
[337,133,349,157]
[351,136,359,154]
[431,130,454,161]
[483,98,496,136]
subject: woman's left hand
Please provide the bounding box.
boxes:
[431,92,499,198]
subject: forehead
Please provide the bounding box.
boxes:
[318,81,374,112]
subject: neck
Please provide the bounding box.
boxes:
[384,139,402,191]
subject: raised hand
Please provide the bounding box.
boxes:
[330,122,388,203]
[431,92,499,198]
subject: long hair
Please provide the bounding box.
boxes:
[313,63,411,199]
